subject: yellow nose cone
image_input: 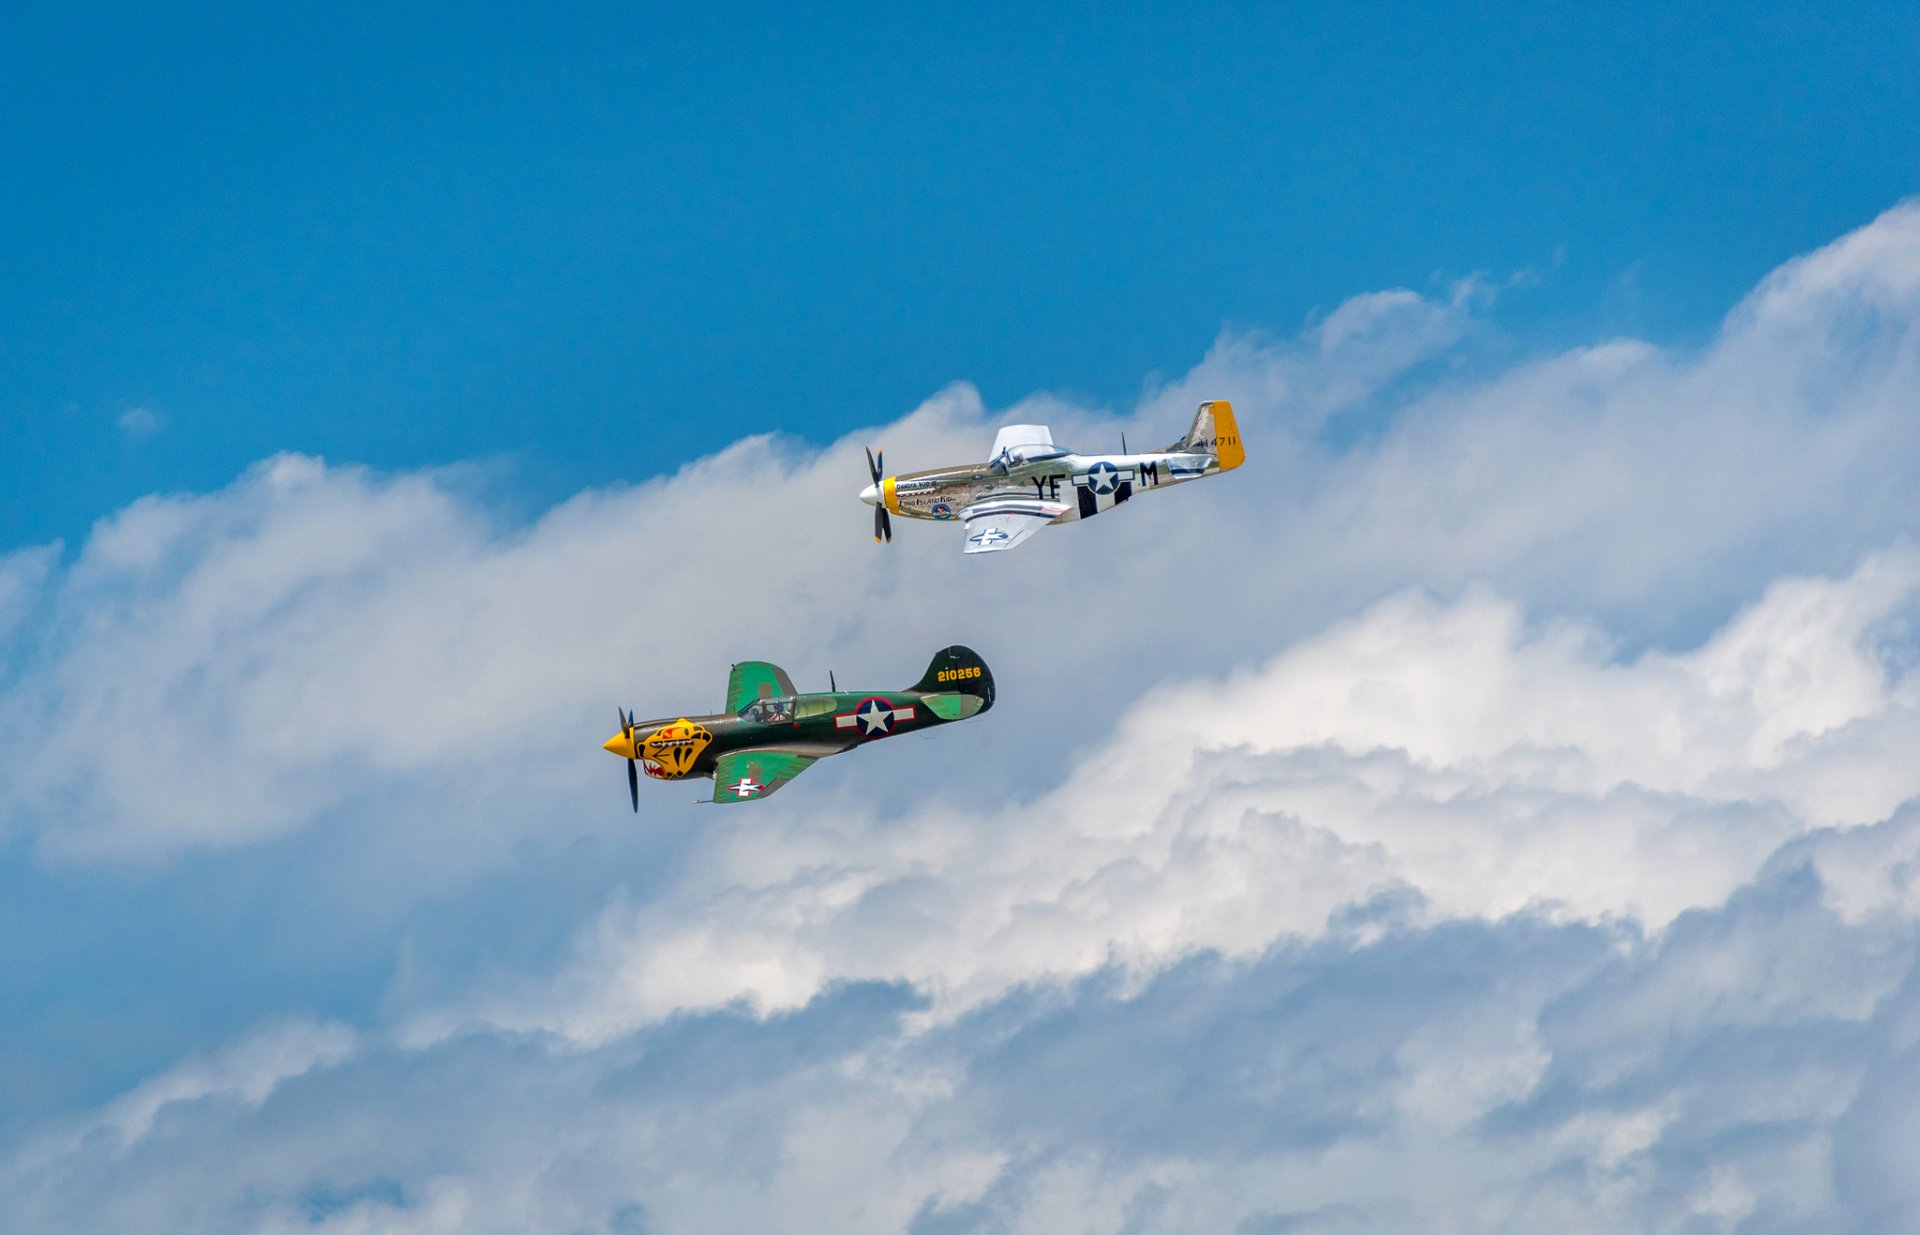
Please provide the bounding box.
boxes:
[603,733,636,759]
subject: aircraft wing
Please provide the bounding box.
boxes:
[725,661,797,714]
[710,748,819,803]
[959,496,1071,554]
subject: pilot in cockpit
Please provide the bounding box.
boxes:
[741,697,795,724]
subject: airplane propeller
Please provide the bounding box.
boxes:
[866,447,892,544]
[618,707,639,812]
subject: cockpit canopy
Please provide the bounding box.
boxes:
[738,696,795,723]
[988,423,1068,473]
[1007,443,1070,464]
[991,442,1072,473]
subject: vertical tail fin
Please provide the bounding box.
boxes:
[1167,400,1246,471]
[910,645,995,712]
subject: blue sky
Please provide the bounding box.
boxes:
[6,1,1919,547]
[7,5,1920,1232]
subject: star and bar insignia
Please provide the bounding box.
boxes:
[834,697,916,737]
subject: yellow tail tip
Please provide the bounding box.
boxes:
[1206,400,1246,471]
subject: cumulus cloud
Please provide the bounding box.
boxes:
[33,1017,356,1155]
[12,206,1920,863]
[0,543,58,651]
[8,833,1916,1233]
[9,204,1920,1232]
[460,548,1920,1039]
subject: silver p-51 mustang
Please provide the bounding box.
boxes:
[859,400,1246,554]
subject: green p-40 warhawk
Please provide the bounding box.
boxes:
[602,646,994,806]
[859,399,1245,553]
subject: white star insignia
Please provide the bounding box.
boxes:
[857,700,893,735]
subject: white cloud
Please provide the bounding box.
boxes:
[13,206,1920,865]
[7,850,1909,1234]
[459,548,1920,1041]
[93,1017,357,1147]
[0,542,58,649]
[10,203,1920,1232]
[4,1017,358,1191]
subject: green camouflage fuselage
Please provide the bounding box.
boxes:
[604,645,994,803]
[625,686,983,780]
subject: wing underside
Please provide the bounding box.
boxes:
[959,496,1069,554]
[710,748,818,803]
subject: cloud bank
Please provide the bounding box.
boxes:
[9,205,1920,1231]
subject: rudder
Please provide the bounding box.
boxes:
[911,645,995,711]
[1168,399,1246,471]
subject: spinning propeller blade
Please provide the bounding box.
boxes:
[619,707,639,813]
[866,447,892,544]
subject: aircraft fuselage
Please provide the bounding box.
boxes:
[877,447,1221,527]
[614,687,965,782]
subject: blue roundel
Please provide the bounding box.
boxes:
[1085,461,1121,494]
[854,697,897,737]
[930,502,954,520]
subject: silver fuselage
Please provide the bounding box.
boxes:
[877,449,1220,526]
